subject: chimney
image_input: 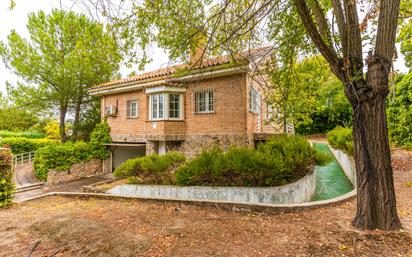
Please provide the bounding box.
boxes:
[190,31,207,67]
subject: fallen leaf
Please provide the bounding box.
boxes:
[339,245,349,251]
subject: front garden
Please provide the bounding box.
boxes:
[114,135,330,187]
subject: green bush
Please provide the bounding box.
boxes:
[0,137,59,154]
[0,130,46,139]
[89,122,112,159]
[327,126,354,155]
[114,151,186,184]
[175,136,323,187]
[32,122,111,181]
[0,149,14,208]
[34,141,92,181]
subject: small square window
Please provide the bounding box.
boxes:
[194,89,214,114]
[126,100,138,118]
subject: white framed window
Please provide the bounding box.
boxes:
[150,93,183,120]
[249,86,260,113]
[194,89,214,114]
[126,100,138,118]
[169,93,181,119]
[150,94,164,120]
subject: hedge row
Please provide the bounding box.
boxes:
[175,136,330,187]
[33,122,111,181]
[114,152,186,184]
[0,149,14,208]
[327,126,354,155]
[0,137,59,154]
[0,130,46,139]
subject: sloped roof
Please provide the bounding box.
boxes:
[90,46,273,92]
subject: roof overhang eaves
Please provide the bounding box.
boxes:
[89,65,250,96]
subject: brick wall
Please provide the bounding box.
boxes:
[104,91,147,136]
[102,72,282,144]
[185,74,248,134]
[246,73,283,135]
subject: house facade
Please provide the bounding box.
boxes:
[89,48,283,170]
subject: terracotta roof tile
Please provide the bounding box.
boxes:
[90,47,272,91]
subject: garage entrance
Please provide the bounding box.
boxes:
[104,143,146,172]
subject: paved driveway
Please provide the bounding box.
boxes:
[13,162,114,202]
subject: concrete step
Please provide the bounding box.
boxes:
[15,182,45,194]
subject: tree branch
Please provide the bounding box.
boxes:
[293,0,343,80]
[343,0,362,60]
[331,0,348,58]
[309,0,332,45]
[374,0,401,62]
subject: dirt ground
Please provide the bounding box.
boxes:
[0,149,411,257]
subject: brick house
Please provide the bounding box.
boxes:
[89,47,283,170]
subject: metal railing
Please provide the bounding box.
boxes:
[13,152,35,167]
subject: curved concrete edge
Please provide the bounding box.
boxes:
[106,168,316,205]
[14,188,357,213]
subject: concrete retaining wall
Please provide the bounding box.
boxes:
[329,147,356,186]
[107,169,316,205]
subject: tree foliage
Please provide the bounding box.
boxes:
[388,72,412,148]
[0,9,121,141]
[267,56,351,134]
[0,92,39,131]
[398,0,412,68]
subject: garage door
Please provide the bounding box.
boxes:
[112,145,146,169]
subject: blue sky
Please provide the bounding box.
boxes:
[0,0,408,95]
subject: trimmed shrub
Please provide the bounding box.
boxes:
[0,130,46,139]
[0,149,14,208]
[114,151,186,184]
[175,136,324,187]
[327,126,354,155]
[0,137,59,154]
[34,142,92,181]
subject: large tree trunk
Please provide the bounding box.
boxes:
[59,105,67,142]
[347,59,401,230]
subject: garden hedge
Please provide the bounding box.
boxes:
[0,130,46,139]
[0,149,14,207]
[327,126,354,155]
[0,137,59,154]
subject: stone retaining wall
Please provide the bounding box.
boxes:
[106,168,316,205]
[47,159,103,186]
[169,133,253,158]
